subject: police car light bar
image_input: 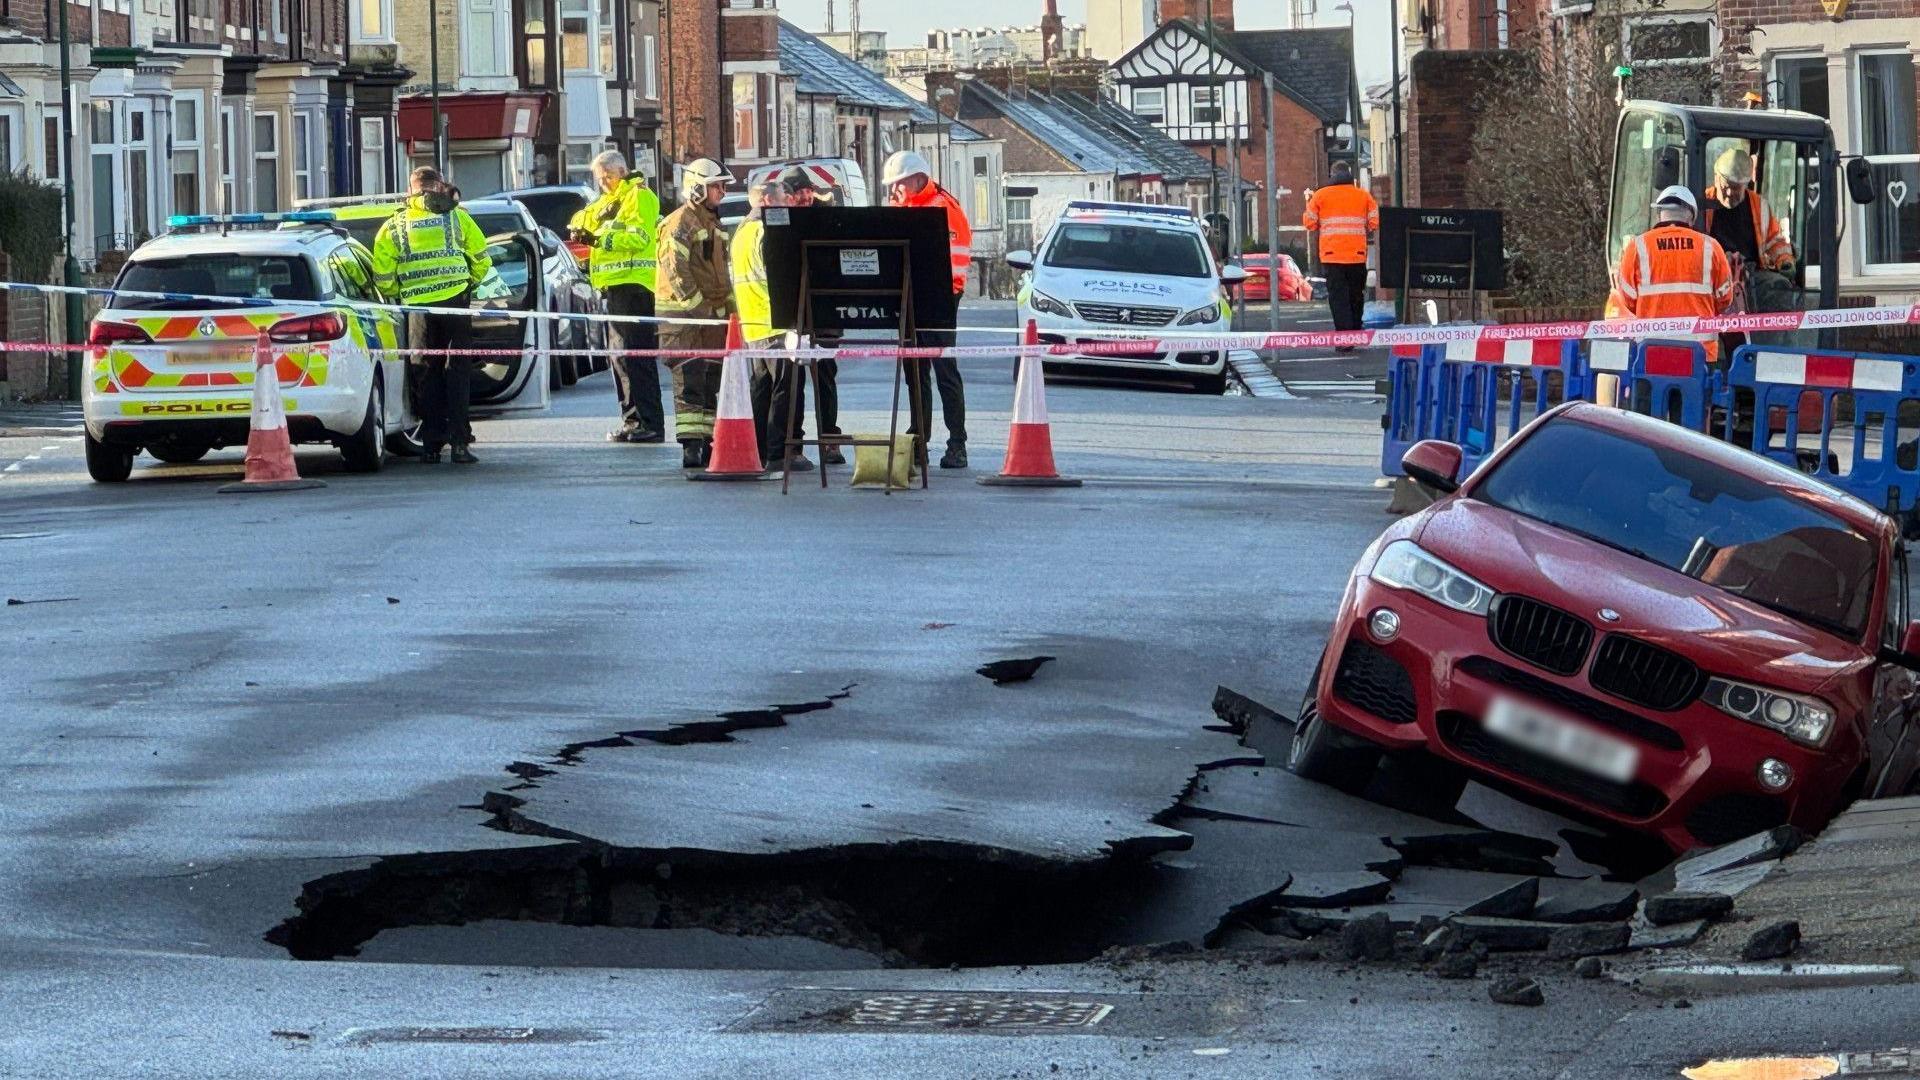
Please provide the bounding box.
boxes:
[1064,200,1196,220]
[165,210,338,234]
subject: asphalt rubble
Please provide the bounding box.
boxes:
[263,672,1815,1003]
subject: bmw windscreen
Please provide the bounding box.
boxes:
[1473,418,1878,640]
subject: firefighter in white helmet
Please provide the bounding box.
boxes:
[656,158,738,468]
[882,150,973,470]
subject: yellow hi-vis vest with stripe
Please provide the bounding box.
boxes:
[370,199,494,306]
[730,216,772,341]
[567,178,660,292]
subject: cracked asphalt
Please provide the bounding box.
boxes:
[0,309,1896,1078]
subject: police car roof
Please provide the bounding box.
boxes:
[131,227,345,260]
[1061,201,1202,229]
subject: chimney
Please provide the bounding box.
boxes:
[1040,0,1063,60]
[1157,0,1233,29]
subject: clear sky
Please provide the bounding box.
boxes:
[776,0,1397,94]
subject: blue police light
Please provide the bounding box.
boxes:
[283,210,338,223]
[166,214,219,229]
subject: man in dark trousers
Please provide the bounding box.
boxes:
[1302,160,1379,353]
[569,150,665,442]
[882,150,972,469]
[370,166,494,464]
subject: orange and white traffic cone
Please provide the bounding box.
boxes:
[979,320,1080,488]
[218,333,325,494]
[690,314,768,482]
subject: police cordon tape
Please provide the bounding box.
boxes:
[3,277,1918,361]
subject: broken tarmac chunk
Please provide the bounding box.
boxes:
[1534,878,1639,924]
[1630,918,1709,951]
[1433,950,1479,979]
[1337,913,1397,961]
[1573,956,1606,979]
[1740,920,1801,962]
[1460,879,1539,920]
[1387,831,1560,877]
[1640,827,1805,897]
[1488,976,1544,1007]
[1547,922,1631,960]
[1270,871,1394,910]
[976,656,1055,685]
[1644,891,1734,926]
[1443,916,1556,952]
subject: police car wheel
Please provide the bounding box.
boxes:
[84,432,135,483]
[1194,369,1228,396]
[341,378,387,474]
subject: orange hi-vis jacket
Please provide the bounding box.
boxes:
[891,181,974,295]
[1610,223,1735,359]
[1302,183,1379,265]
[1702,191,1794,271]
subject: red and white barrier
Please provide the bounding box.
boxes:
[1751,349,1905,391]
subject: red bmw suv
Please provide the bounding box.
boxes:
[1294,402,1920,853]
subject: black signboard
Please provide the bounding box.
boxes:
[1378,207,1506,292]
[763,206,956,337]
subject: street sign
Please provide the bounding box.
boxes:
[1379,207,1506,292]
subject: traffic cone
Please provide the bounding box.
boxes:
[979,320,1081,488]
[690,314,769,482]
[218,333,325,494]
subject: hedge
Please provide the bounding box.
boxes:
[0,171,66,284]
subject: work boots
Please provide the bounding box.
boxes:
[451,444,478,465]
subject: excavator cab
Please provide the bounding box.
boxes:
[1606,100,1874,335]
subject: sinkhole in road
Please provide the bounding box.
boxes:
[264,840,1163,969]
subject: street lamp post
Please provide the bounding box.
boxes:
[429,0,447,172]
[57,0,85,398]
[1389,0,1404,205]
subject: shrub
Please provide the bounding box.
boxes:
[0,172,64,284]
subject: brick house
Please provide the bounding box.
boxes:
[1108,0,1361,259]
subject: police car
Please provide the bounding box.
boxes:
[82,211,549,483]
[1008,201,1246,394]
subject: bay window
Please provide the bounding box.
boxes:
[351,0,393,42]
[562,0,594,73]
[1857,51,1917,271]
[254,113,280,213]
[292,112,314,202]
[1773,54,1828,117]
[90,101,119,249]
[466,0,511,77]
[171,95,205,216]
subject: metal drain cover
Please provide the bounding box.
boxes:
[844,994,1114,1029]
[340,1027,605,1045]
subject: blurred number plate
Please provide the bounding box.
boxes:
[168,344,254,365]
[1484,695,1638,782]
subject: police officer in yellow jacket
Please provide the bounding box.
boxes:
[371,166,494,464]
[568,150,665,443]
[656,158,737,469]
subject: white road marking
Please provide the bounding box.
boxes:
[3,463,21,472]
[24,454,40,460]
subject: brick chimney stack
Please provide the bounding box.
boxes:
[1157,0,1233,30]
[1040,0,1063,60]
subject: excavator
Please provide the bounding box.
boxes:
[1604,98,1891,349]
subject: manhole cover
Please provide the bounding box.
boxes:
[340,1027,605,1045]
[844,995,1113,1029]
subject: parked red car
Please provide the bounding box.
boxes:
[1292,402,1920,853]
[1237,253,1314,303]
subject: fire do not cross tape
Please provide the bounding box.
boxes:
[3,279,1919,359]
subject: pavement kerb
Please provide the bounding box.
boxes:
[1618,962,1915,997]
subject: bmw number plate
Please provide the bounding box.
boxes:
[1483,695,1638,783]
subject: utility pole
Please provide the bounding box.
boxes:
[1263,71,1279,338]
[429,0,447,172]
[1203,0,1218,226]
[57,0,83,398]
[1389,0,1404,205]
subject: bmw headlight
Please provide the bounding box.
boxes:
[1369,539,1494,616]
[1178,304,1222,325]
[1702,678,1834,747]
[1030,290,1073,318]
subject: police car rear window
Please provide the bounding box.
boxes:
[1045,223,1211,279]
[114,255,317,310]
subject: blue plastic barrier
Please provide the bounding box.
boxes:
[1603,339,1719,432]
[1725,345,1920,519]
[1380,339,1587,478]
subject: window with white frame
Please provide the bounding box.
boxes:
[351,0,393,42]
[292,112,314,201]
[1772,54,1828,117]
[561,0,596,73]
[0,108,19,174]
[972,155,990,230]
[128,104,153,240]
[466,0,511,77]
[43,113,62,181]
[598,0,616,74]
[1190,84,1222,125]
[731,74,759,158]
[1623,16,1711,68]
[1856,51,1918,270]
[220,105,236,212]
[1006,194,1032,251]
[644,33,658,99]
[358,115,389,194]
[254,112,279,212]
[1132,86,1165,125]
[90,101,119,249]
[171,94,204,215]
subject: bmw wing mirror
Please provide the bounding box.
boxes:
[1401,440,1464,495]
